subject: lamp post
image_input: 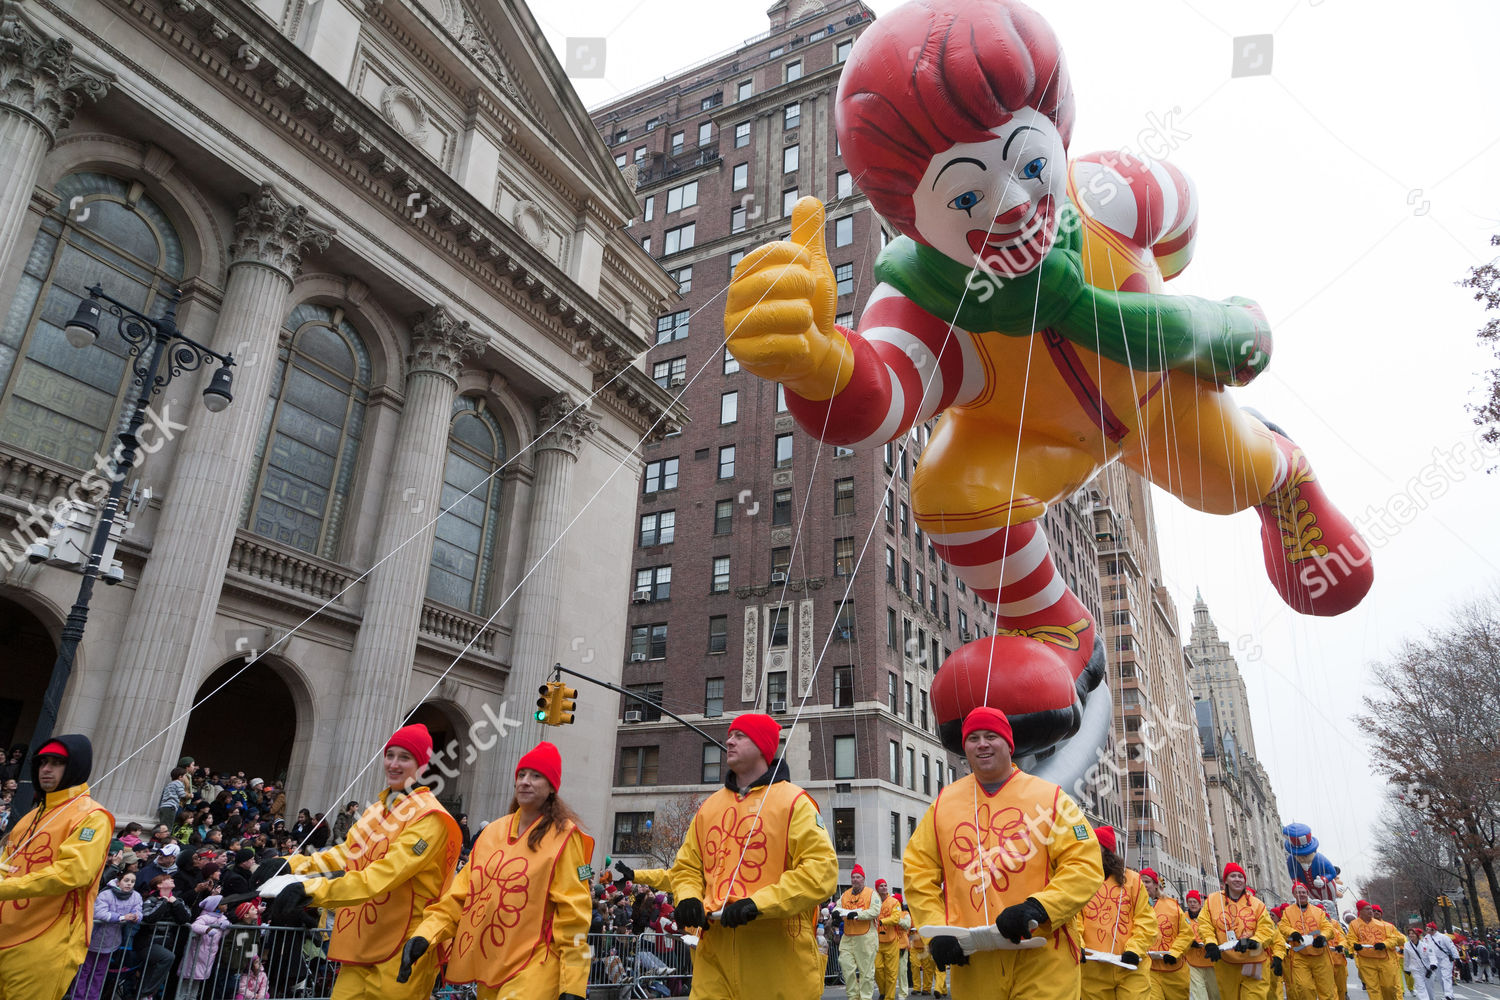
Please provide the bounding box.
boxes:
[7,284,233,825]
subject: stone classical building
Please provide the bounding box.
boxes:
[0,0,681,837]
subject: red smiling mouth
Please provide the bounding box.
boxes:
[964,195,1057,276]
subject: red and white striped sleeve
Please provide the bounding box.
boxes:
[784,283,985,448]
[1069,151,1199,280]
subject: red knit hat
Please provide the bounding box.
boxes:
[1373,905,1383,914]
[876,878,888,889]
[516,741,562,791]
[851,864,865,878]
[1356,899,1371,913]
[961,706,1015,751]
[36,740,68,759]
[1221,862,1246,881]
[1427,922,1438,930]
[1138,867,1160,885]
[384,724,433,768]
[1095,825,1116,853]
[728,713,781,764]
[1186,890,1202,902]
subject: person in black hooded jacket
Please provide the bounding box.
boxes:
[0,734,115,1000]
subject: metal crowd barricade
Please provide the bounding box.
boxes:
[586,930,693,999]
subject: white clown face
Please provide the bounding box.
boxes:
[912,108,1067,277]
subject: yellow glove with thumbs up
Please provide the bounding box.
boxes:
[724,197,855,401]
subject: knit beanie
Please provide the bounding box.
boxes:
[728,713,781,764]
[383,724,433,768]
[516,741,563,791]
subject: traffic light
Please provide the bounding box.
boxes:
[534,681,578,726]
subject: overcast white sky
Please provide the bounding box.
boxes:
[539,0,1500,892]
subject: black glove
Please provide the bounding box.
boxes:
[1241,938,1261,952]
[1121,951,1141,967]
[1354,943,1364,951]
[674,897,706,928]
[929,935,969,969]
[268,881,309,924]
[1271,956,1283,977]
[1336,945,1346,954]
[613,859,635,882]
[1312,935,1326,948]
[995,897,1049,944]
[1374,942,1387,952]
[1428,965,1438,977]
[1162,953,1177,966]
[720,898,759,928]
[1204,943,1221,961]
[1289,932,1304,945]
[396,937,428,984]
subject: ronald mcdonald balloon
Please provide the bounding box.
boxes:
[722,0,1373,772]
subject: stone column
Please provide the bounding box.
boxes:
[0,2,110,278]
[92,186,331,817]
[327,306,482,787]
[480,394,596,811]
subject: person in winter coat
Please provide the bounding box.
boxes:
[77,874,143,1000]
[1078,826,1155,1000]
[0,734,115,1000]
[134,872,193,998]
[235,952,270,999]
[330,802,359,846]
[179,895,232,1000]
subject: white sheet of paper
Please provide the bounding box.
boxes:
[680,934,700,948]
[1148,951,1171,959]
[1085,949,1139,970]
[918,924,1046,954]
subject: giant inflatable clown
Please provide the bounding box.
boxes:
[1284,823,1343,903]
[723,0,1373,769]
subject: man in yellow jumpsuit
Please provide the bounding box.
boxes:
[876,878,906,999]
[1196,863,1279,1000]
[1346,900,1405,1000]
[1141,868,1194,1000]
[268,723,460,999]
[0,736,113,1000]
[839,863,881,1000]
[669,712,837,1000]
[1278,882,1339,1000]
[904,706,1105,1000]
[911,927,946,996]
[1079,826,1155,999]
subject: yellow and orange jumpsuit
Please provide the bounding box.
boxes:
[1080,868,1156,999]
[911,930,946,996]
[0,781,113,1000]
[877,892,906,999]
[414,812,593,999]
[287,785,459,1000]
[1346,917,1405,1000]
[839,884,881,1000]
[1326,922,1349,999]
[1197,890,1278,1000]
[903,766,1105,1000]
[671,774,837,1000]
[1149,895,1196,1000]
[1278,904,1338,1000]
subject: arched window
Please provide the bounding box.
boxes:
[0,172,185,468]
[243,303,371,559]
[425,396,506,613]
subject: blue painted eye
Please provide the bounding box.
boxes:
[1021,157,1047,180]
[948,190,983,215]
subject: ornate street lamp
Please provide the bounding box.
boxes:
[7,284,234,825]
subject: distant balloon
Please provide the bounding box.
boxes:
[1285,823,1342,901]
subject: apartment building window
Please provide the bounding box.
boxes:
[836,311,853,327]
[732,163,748,190]
[769,605,790,646]
[630,624,667,660]
[707,616,728,654]
[916,570,925,601]
[718,445,735,479]
[705,676,724,716]
[833,477,855,515]
[785,60,802,82]
[669,265,691,293]
[834,666,854,709]
[737,80,752,101]
[624,683,663,721]
[713,499,732,535]
[702,742,722,782]
[920,696,929,733]
[836,38,853,62]
[834,536,855,576]
[900,501,910,535]
[834,734,856,779]
[837,170,852,198]
[617,746,659,786]
[836,262,854,296]
[614,153,626,167]
[635,565,671,601]
[643,195,654,221]
[885,547,897,585]
[834,808,855,853]
[834,215,853,246]
[922,753,932,794]
[701,93,721,111]
[929,582,939,614]
[698,122,712,146]
[656,309,689,343]
[635,146,646,164]
[784,102,800,128]
[901,559,911,595]
[651,357,686,388]
[613,812,653,853]
[905,747,916,790]
[666,180,698,212]
[776,383,788,412]
[731,206,746,234]
[771,546,791,579]
[942,593,950,626]
[775,433,794,468]
[958,609,969,637]
[643,457,678,493]
[663,223,695,255]
[614,128,629,143]
[720,391,738,424]
[783,145,799,173]
[890,811,900,859]
[639,510,675,547]
[887,673,899,715]
[903,618,913,655]
[711,556,731,594]
[887,607,897,648]
[734,121,750,147]
[771,487,792,526]
[835,599,855,637]
[888,741,900,783]
[766,671,788,712]
[719,346,740,373]
[671,131,684,154]
[884,489,895,526]
[782,188,798,217]
[640,236,650,253]
[904,681,914,723]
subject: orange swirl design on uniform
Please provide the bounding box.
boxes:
[945,803,1030,910]
[702,802,772,906]
[692,782,806,912]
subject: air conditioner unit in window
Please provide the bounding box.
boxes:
[629,652,648,662]
[668,375,686,388]
[834,781,852,794]
[624,710,644,723]
[959,629,972,641]
[770,571,788,583]
[770,700,788,713]
[632,588,653,603]
[838,628,851,639]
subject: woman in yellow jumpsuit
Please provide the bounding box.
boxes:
[1140,868,1194,1000]
[1079,827,1155,1000]
[400,741,593,1000]
[1195,864,1279,1000]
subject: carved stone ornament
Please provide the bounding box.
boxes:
[0,0,111,142]
[379,84,429,145]
[228,184,333,277]
[512,198,549,251]
[456,15,501,79]
[407,304,483,380]
[534,393,598,457]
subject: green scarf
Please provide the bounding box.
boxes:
[871,201,1269,385]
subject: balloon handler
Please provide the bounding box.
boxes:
[723,0,1374,768]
